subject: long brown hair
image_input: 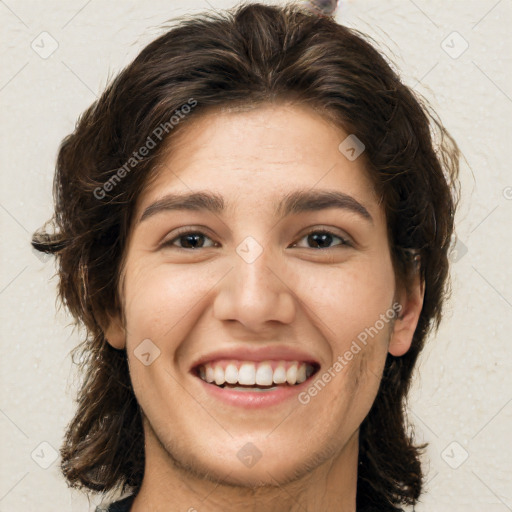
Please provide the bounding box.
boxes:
[32,3,460,510]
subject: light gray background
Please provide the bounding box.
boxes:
[1,1,511,511]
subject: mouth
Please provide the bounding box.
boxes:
[193,360,321,393]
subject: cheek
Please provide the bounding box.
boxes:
[122,262,211,406]
[295,253,396,346]
[123,260,214,348]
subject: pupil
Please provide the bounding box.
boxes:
[309,232,332,248]
[183,234,203,248]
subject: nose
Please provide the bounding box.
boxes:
[213,240,296,332]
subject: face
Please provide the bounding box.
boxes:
[106,103,422,489]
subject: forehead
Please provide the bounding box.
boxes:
[136,103,380,220]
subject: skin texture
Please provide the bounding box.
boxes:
[105,103,424,512]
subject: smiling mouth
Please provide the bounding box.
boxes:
[193,360,320,391]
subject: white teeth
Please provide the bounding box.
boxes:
[238,363,256,385]
[273,363,287,384]
[199,360,316,387]
[286,363,298,385]
[205,365,215,383]
[214,366,225,385]
[255,363,273,386]
[225,363,238,384]
[296,364,307,384]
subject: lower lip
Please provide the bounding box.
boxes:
[194,374,316,409]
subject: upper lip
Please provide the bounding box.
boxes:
[190,345,320,370]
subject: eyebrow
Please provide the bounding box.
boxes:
[138,189,373,224]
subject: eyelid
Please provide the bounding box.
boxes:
[293,226,354,248]
[159,225,217,249]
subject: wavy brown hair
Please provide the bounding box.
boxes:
[32,2,460,510]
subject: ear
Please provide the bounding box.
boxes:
[388,271,425,357]
[103,312,126,350]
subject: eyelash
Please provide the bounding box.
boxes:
[161,227,353,251]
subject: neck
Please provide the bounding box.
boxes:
[131,422,359,512]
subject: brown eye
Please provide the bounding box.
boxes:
[162,230,217,250]
[292,229,352,250]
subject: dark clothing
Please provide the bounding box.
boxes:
[96,494,135,512]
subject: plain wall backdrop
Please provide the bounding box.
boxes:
[1,1,511,510]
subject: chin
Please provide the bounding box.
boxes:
[172,434,338,490]
[191,457,317,489]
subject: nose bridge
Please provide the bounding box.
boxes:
[236,234,278,294]
[213,234,296,329]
